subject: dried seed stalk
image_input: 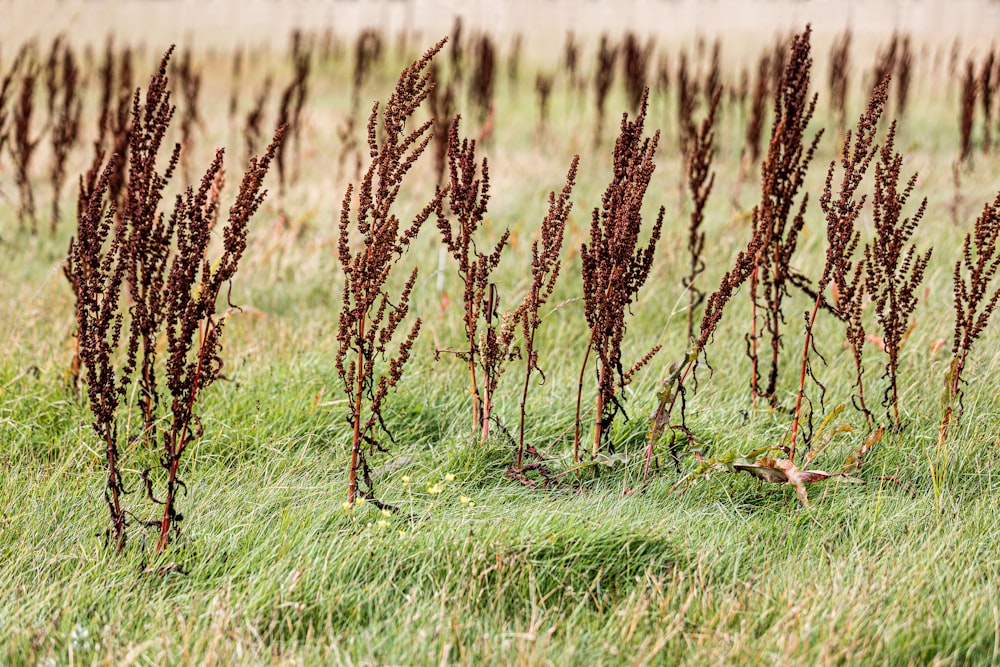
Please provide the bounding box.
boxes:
[866,121,930,428]
[336,40,446,505]
[436,115,511,440]
[748,26,822,409]
[516,156,578,467]
[941,192,1000,444]
[789,77,888,458]
[575,89,664,461]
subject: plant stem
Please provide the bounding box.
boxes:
[157,320,208,551]
[103,422,126,554]
[347,313,367,505]
[643,353,697,479]
[572,341,593,464]
[516,336,533,468]
[592,361,606,457]
[789,290,822,461]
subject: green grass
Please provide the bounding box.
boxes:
[3,31,1000,665]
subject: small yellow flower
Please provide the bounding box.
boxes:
[459,496,471,505]
[377,520,389,529]
[427,483,443,495]
[402,475,410,484]
[381,508,391,518]
[398,530,407,537]
[342,501,353,511]
[444,473,455,482]
[356,497,365,505]
[468,502,476,508]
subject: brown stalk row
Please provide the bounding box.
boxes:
[6,25,1000,555]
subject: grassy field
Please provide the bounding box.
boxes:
[3,20,1000,665]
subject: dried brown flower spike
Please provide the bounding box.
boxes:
[336,39,447,506]
[866,120,930,429]
[574,88,664,462]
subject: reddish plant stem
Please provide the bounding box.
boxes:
[103,422,126,554]
[157,320,208,552]
[592,361,606,457]
[789,290,823,461]
[516,327,537,469]
[749,263,761,411]
[347,314,366,505]
[466,306,480,437]
[572,341,593,463]
[480,284,496,442]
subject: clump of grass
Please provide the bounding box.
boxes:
[574,89,663,461]
[336,39,446,506]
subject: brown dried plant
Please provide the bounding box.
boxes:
[336,40,446,507]
[535,73,554,134]
[0,53,25,164]
[683,88,719,341]
[981,51,995,152]
[436,115,512,441]
[622,32,652,113]
[676,51,698,157]
[574,89,664,462]
[153,131,280,552]
[515,156,578,468]
[940,192,1000,446]
[12,59,42,233]
[789,77,888,458]
[67,49,283,553]
[747,26,822,409]
[428,63,455,185]
[866,120,930,429]
[244,75,271,165]
[960,58,976,165]
[896,35,913,119]
[593,34,618,146]
[563,32,580,92]
[276,50,310,196]
[121,49,184,443]
[470,34,496,123]
[228,48,243,127]
[176,48,202,182]
[734,50,770,204]
[49,44,82,232]
[508,34,523,86]
[744,51,771,166]
[828,30,851,131]
[66,157,130,552]
[351,29,383,113]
